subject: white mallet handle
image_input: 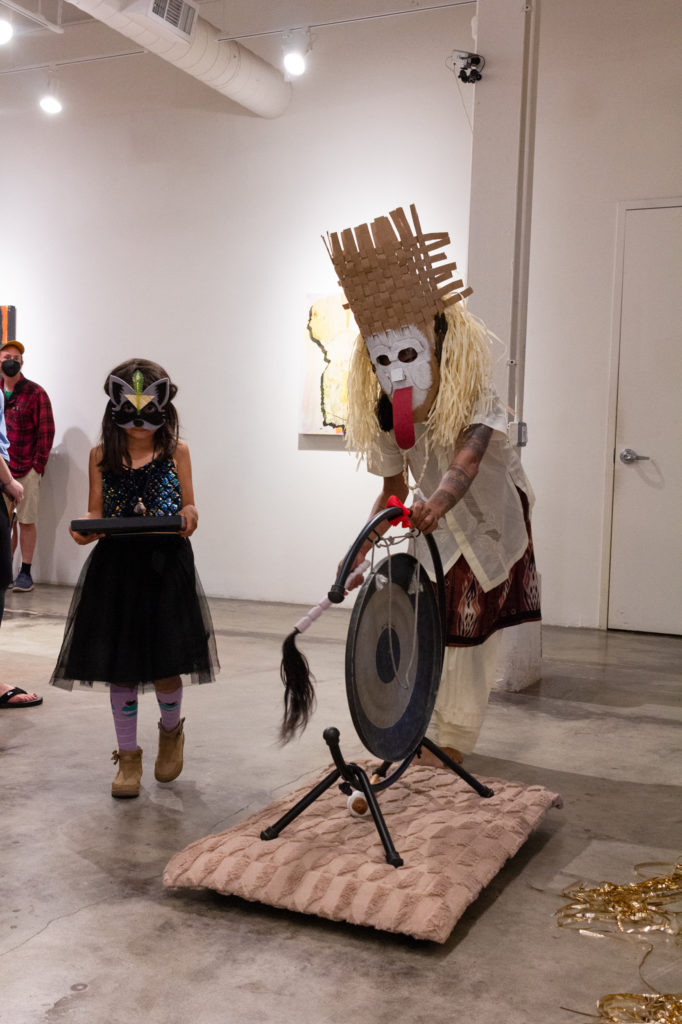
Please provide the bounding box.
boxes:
[293,560,370,634]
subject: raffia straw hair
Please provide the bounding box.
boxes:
[427,305,493,449]
[345,305,494,461]
[344,334,383,459]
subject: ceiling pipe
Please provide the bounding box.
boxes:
[65,0,292,117]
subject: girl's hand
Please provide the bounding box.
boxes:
[179,505,198,537]
[69,527,104,545]
[69,512,104,545]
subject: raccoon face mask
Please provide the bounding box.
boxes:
[108,370,170,431]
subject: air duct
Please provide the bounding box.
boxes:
[66,0,292,118]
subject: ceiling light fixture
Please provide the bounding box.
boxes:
[281,27,310,79]
[39,93,62,113]
[0,16,13,44]
[39,70,62,114]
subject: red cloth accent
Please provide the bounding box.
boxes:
[392,386,415,450]
[386,495,411,527]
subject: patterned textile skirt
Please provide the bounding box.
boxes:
[50,534,219,692]
[444,491,541,647]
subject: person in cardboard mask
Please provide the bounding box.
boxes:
[325,205,541,763]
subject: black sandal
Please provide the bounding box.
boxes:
[0,687,43,709]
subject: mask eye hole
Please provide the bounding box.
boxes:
[398,348,417,363]
[376,355,391,366]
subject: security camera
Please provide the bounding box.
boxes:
[447,49,485,84]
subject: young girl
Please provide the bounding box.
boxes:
[51,358,219,798]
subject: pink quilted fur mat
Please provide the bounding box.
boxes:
[163,764,562,943]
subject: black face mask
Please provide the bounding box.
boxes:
[111,401,167,431]
[1,358,21,377]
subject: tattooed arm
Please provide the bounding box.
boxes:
[410,423,492,535]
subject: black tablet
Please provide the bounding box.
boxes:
[70,515,185,536]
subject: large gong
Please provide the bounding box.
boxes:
[345,552,443,762]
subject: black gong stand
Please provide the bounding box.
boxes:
[261,506,494,868]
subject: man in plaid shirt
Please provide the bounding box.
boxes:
[1,338,55,592]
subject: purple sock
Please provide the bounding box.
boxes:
[156,685,183,732]
[110,685,139,751]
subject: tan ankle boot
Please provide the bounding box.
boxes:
[111,747,143,798]
[155,718,185,782]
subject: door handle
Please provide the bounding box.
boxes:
[619,448,650,465]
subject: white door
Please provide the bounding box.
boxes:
[608,204,682,634]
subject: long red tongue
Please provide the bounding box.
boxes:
[392,386,415,450]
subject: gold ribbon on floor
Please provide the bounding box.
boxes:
[556,860,682,1020]
[556,861,682,936]
[596,992,682,1023]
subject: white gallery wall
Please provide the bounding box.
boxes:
[523,0,681,626]
[0,4,476,604]
[1,0,680,626]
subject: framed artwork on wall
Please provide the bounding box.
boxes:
[299,291,358,436]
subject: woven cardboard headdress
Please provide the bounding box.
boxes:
[323,204,472,341]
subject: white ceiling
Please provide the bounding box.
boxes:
[0,0,468,43]
[193,0,467,37]
[0,0,473,114]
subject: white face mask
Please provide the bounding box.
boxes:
[364,326,434,408]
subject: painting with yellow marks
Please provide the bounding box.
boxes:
[300,292,358,435]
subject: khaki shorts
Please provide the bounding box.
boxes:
[3,467,42,525]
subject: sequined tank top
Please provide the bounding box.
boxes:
[102,457,182,518]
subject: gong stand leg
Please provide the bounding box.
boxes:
[323,728,404,868]
[348,763,403,868]
[260,767,342,841]
[420,737,495,798]
[261,728,404,867]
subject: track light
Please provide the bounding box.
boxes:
[0,17,13,44]
[39,93,62,113]
[281,28,310,78]
[39,70,62,114]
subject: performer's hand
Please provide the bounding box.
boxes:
[345,568,365,592]
[340,545,370,592]
[179,504,198,537]
[409,499,443,535]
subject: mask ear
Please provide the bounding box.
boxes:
[145,377,170,409]
[107,375,128,409]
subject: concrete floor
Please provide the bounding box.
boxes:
[1,584,681,1024]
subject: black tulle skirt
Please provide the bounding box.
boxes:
[50,534,219,692]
